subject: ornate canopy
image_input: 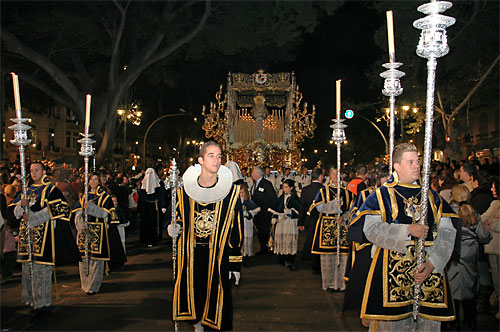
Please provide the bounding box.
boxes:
[202,70,316,170]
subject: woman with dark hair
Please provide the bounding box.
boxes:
[73,173,125,294]
[268,179,301,271]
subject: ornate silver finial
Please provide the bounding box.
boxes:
[414,1,455,59]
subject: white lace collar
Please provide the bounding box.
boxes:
[182,164,233,204]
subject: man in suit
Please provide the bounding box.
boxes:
[251,166,277,255]
[295,166,311,197]
[299,168,324,273]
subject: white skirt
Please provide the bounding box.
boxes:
[273,216,298,255]
[243,217,254,257]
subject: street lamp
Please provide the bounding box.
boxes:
[117,102,142,172]
[142,110,187,169]
[400,105,410,142]
[378,105,419,143]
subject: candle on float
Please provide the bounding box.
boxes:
[11,73,22,118]
[85,94,91,134]
[386,10,395,62]
[336,79,341,118]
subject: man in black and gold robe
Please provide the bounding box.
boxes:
[10,162,79,319]
[168,142,243,331]
[344,164,389,315]
[308,166,354,292]
[348,144,460,331]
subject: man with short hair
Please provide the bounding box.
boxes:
[263,166,278,193]
[10,162,79,321]
[309,166,354,291]
[299,168,324,273]
[346,165,368,196]
[168,141,243,331]
[251,166,277,255]
[460,162,476,192]
[348,143,460,331]
[295,166,311,197]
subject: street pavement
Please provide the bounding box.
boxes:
[1,231,498,331]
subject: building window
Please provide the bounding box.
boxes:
[53,107,60,120]
[66,108,73,121]
[66,131,71,148]
[30,125,37,149]
[49,128,55,151]
[73,132,79,148]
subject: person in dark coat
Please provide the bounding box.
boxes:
[250,166,277,255]
[299,168,324,273]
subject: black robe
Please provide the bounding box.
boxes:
[347,173,461,321]
[72,186,126,265]
[172,184,243,330]
[9,176,80,266]
[308,184,354,255]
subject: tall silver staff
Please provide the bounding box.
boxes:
[165,159,182,332]
[412,0,455,320]
[380,10,405,174]
[9,72,34,291]
[330,79,347,267]
[78,95,95,276]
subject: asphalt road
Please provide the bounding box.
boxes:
[1,231,498,331]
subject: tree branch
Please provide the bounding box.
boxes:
[109,0,130,88]
[449,1,478,45]
[434,91,448,133]
[71,52,92,92]
[1,26,82,108]
[142,1,211,70]
[9,70,79,112]
[449,54,500,120]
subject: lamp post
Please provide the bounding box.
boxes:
[117,102,142,173]
[400,105,410,142]
[142,112,186,169]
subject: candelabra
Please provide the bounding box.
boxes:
[412,0,455,320]
[164,159,182,332]
[78,132,95,275]
[202,85,227,150]
[380,62,405,173]
[9,117,34,288]
[291,87,316,149]
[330,111,346,267]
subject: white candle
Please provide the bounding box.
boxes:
[11,73,22,118]
[336,79,341,118]
[85,94,91,134]
[386,10,395,61]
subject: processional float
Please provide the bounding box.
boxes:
[202,70,316,169]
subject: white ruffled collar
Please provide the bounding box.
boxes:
[182,164,233,204]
